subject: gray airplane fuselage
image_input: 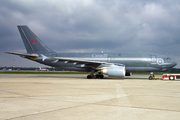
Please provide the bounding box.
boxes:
[33,52,176,72]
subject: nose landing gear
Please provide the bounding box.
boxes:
[149,74,154,80]
[149,72,154,80]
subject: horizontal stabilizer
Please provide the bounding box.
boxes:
[5,52,38,59]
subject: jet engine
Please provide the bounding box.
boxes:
[101,65,126,77]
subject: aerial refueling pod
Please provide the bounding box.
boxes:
[101,65,126,77]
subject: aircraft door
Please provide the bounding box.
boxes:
[151,55,157,64]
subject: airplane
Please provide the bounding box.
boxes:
[5,25,177,79]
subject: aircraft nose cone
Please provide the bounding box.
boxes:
[172,61,177,67]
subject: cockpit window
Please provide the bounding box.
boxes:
[164,57,171,60]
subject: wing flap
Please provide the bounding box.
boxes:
[51,57,114,65]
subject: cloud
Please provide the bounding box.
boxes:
[0,0,180,67]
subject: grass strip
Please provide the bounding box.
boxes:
[0,71,92,74]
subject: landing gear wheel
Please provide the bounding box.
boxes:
[87,75,92,79]
[149,72,154,80]
[96,75,100,79]
[95,74,104,79]
[87,75,97,79]
[92,75,97,79]
[87,74,104,79]
[100,75,104,79]
[169,75,175,80]
[149,76,153,80]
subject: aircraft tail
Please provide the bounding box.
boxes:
[17,25,55,53]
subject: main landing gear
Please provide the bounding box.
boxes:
[87,69,104,79]
[87,74,104,79]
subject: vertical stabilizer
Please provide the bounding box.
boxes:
[17,25,55,53]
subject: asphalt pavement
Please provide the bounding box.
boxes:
[0,74,180,120]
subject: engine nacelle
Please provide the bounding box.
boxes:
[101,66,126,77]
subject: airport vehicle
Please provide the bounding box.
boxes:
[2,68,12,71]
[39,67,49,71]
[5,26,177,79]
[162,74,180,80]
[149,73,162,80]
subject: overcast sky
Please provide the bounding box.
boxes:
[0,0,180,68]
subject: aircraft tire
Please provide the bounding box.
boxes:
[95,75,104,79]
[92,75,96,79]
[87,75,92,79]
[100,75,104,79]
[96,75,100,79]
[87,75,97,79]
[87,74,104,79]
[169,75,175,80]
[149,76,153,80]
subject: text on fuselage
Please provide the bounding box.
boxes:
[92,54,108,58]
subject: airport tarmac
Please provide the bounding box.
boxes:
[0,74,180,120]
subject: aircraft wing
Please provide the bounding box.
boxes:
[50,56,114,65]
[5,52,38,59]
